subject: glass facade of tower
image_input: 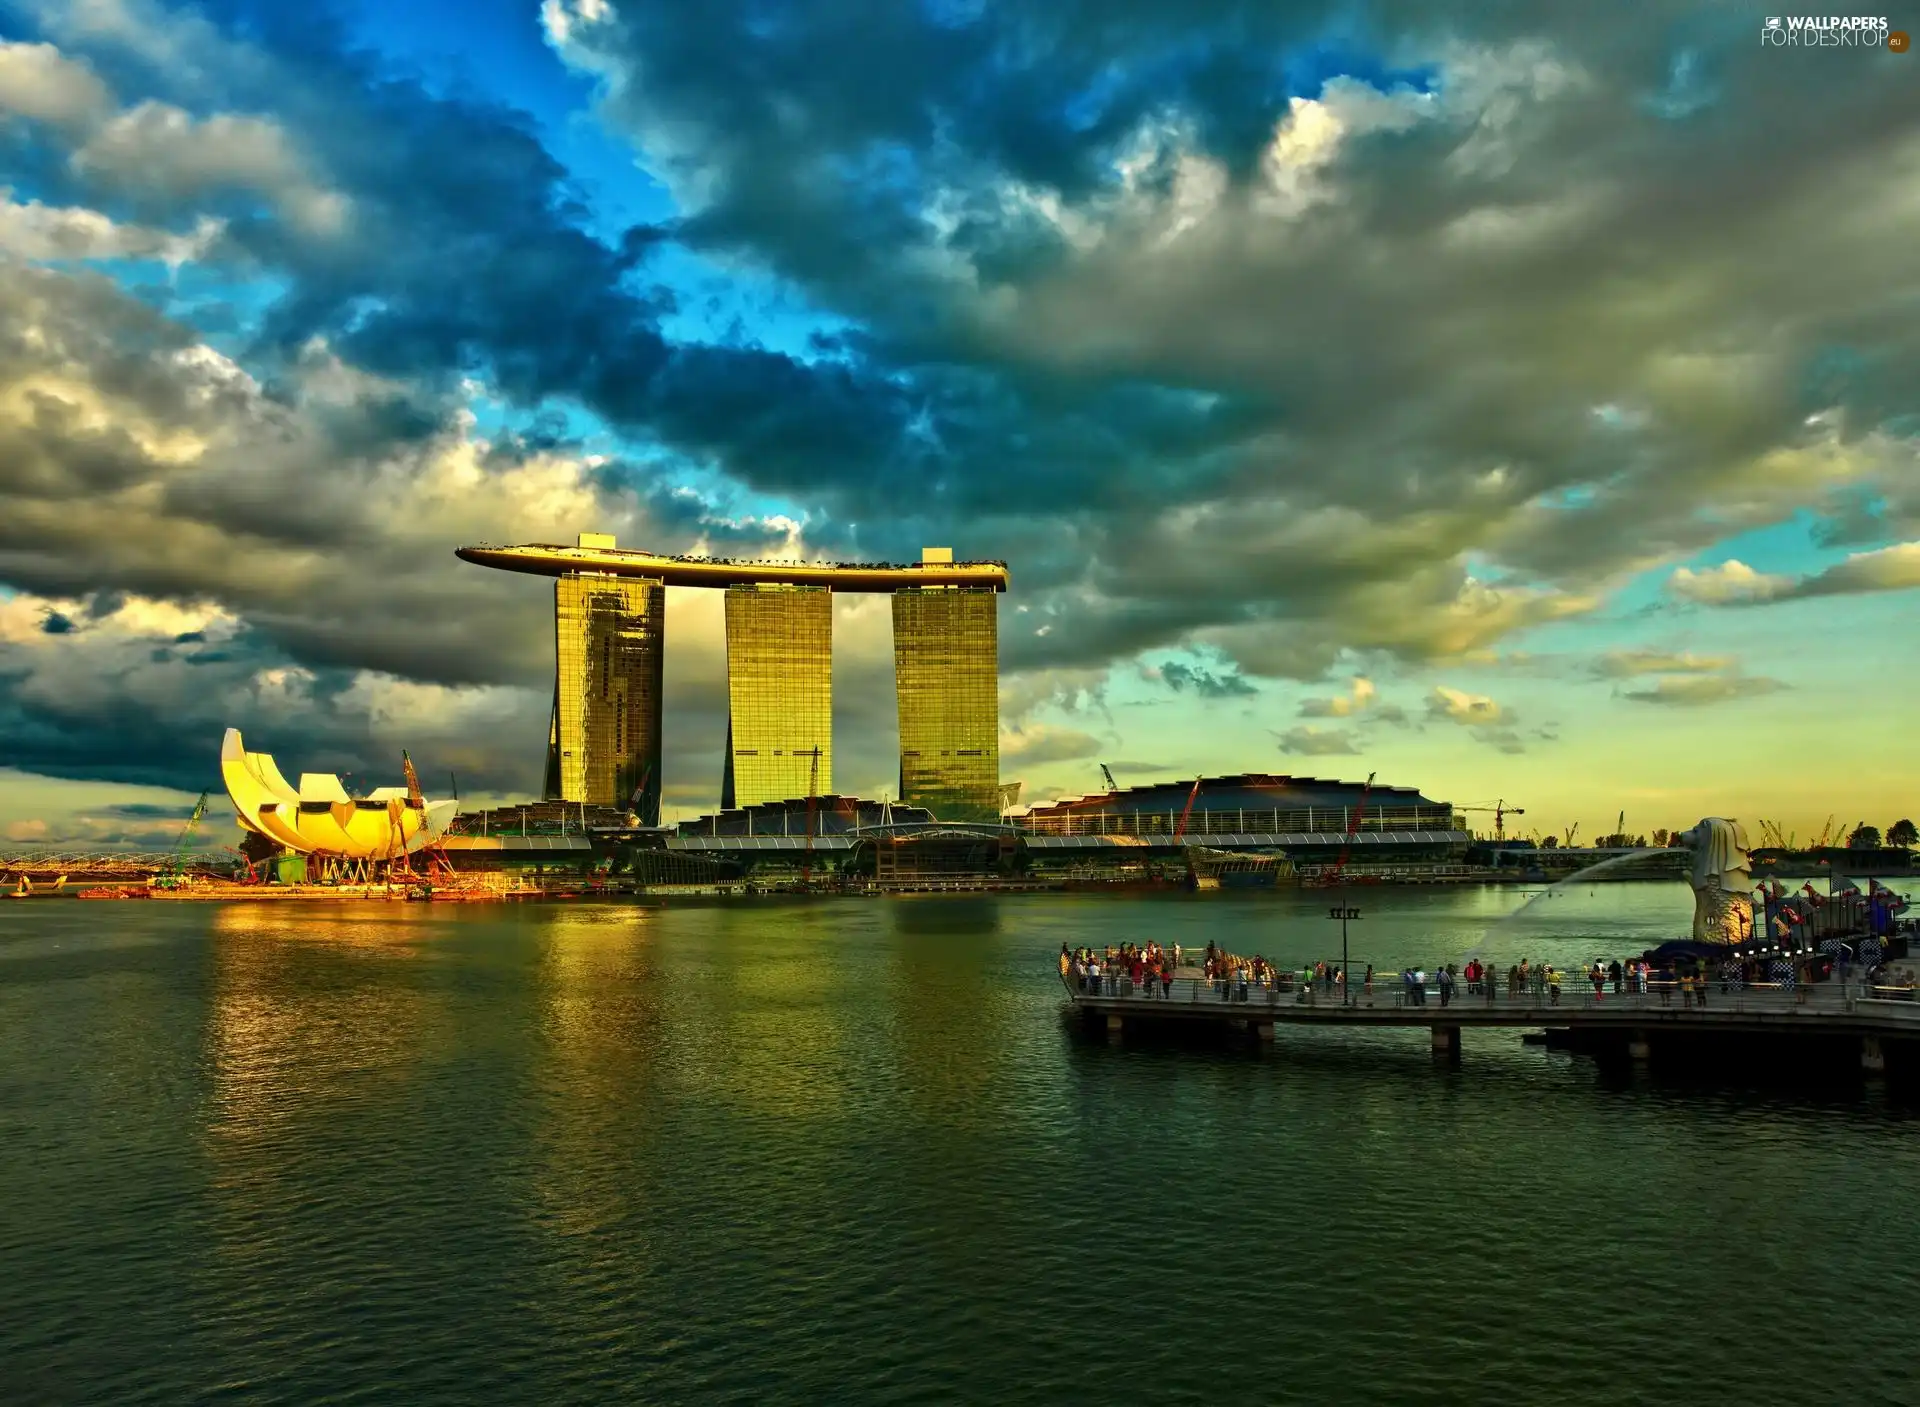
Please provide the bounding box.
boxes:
[550,572,664,822]
[892,587,1000,821]
[722,584,832,809]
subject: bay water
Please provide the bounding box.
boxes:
[2,885,1913,1404]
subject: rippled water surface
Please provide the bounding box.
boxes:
[3,885,1915,1405]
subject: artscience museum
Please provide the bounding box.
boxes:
[221,728,457,863]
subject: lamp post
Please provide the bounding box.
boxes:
[1329,905,1362,1006]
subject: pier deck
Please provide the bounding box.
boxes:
[1066,975,1920,1065]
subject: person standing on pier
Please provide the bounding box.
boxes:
[1548,966,1562,1005]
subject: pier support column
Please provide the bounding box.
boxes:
[1105,1014,1124,1036]
[1862,1036,1886,1074]
[1431,1026,1460,1062]
[1256,1022,1275,1042]
[1629,1033,1651,1064]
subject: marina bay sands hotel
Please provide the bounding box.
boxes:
[456,536,1009,825]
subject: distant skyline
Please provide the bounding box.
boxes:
[0,0,1915,848]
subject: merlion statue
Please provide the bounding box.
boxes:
[1679,817,1753,944]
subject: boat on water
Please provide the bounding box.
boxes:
[1186,847,1296,891]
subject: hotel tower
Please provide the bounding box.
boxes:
[459,536,1008,823]
[545,556,666,824]
[721,584,833,810]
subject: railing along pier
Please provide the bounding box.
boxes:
[1065,971,1920,1069]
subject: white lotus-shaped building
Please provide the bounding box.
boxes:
[221,728,457,859]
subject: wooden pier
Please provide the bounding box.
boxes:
[1066,974,1920,1070]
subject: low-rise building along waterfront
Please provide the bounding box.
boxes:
[1012,773,1459,840]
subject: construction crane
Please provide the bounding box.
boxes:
[1563,822,1580,848]
[1813,815,1837,849]
[1100,763,1119,793]
[800,746,823,889]
[1455,799,1525,841]
[396,749,455,879]
[225,844,265,885]
[1297,767,1374,890]
[1172,777,1204,842]
[1312,771,1377,888]
[155,791,210,890]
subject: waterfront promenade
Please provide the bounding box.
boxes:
[1066,971,1920,1067]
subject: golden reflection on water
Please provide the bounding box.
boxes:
[202,904,443,1155]
[526,905,664,1241]
[196,903,452,1338]
[883,898,1018,1135]
[655,902,854,1122]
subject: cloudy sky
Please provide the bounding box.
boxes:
[1,0,1916,851]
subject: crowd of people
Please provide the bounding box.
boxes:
[1061,942,1366,1001]
[1403,955,1868,1008]
[1059,943,1876,1009]
[1061,942,1180,998]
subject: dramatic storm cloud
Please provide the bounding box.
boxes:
[1,0,1917,840]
